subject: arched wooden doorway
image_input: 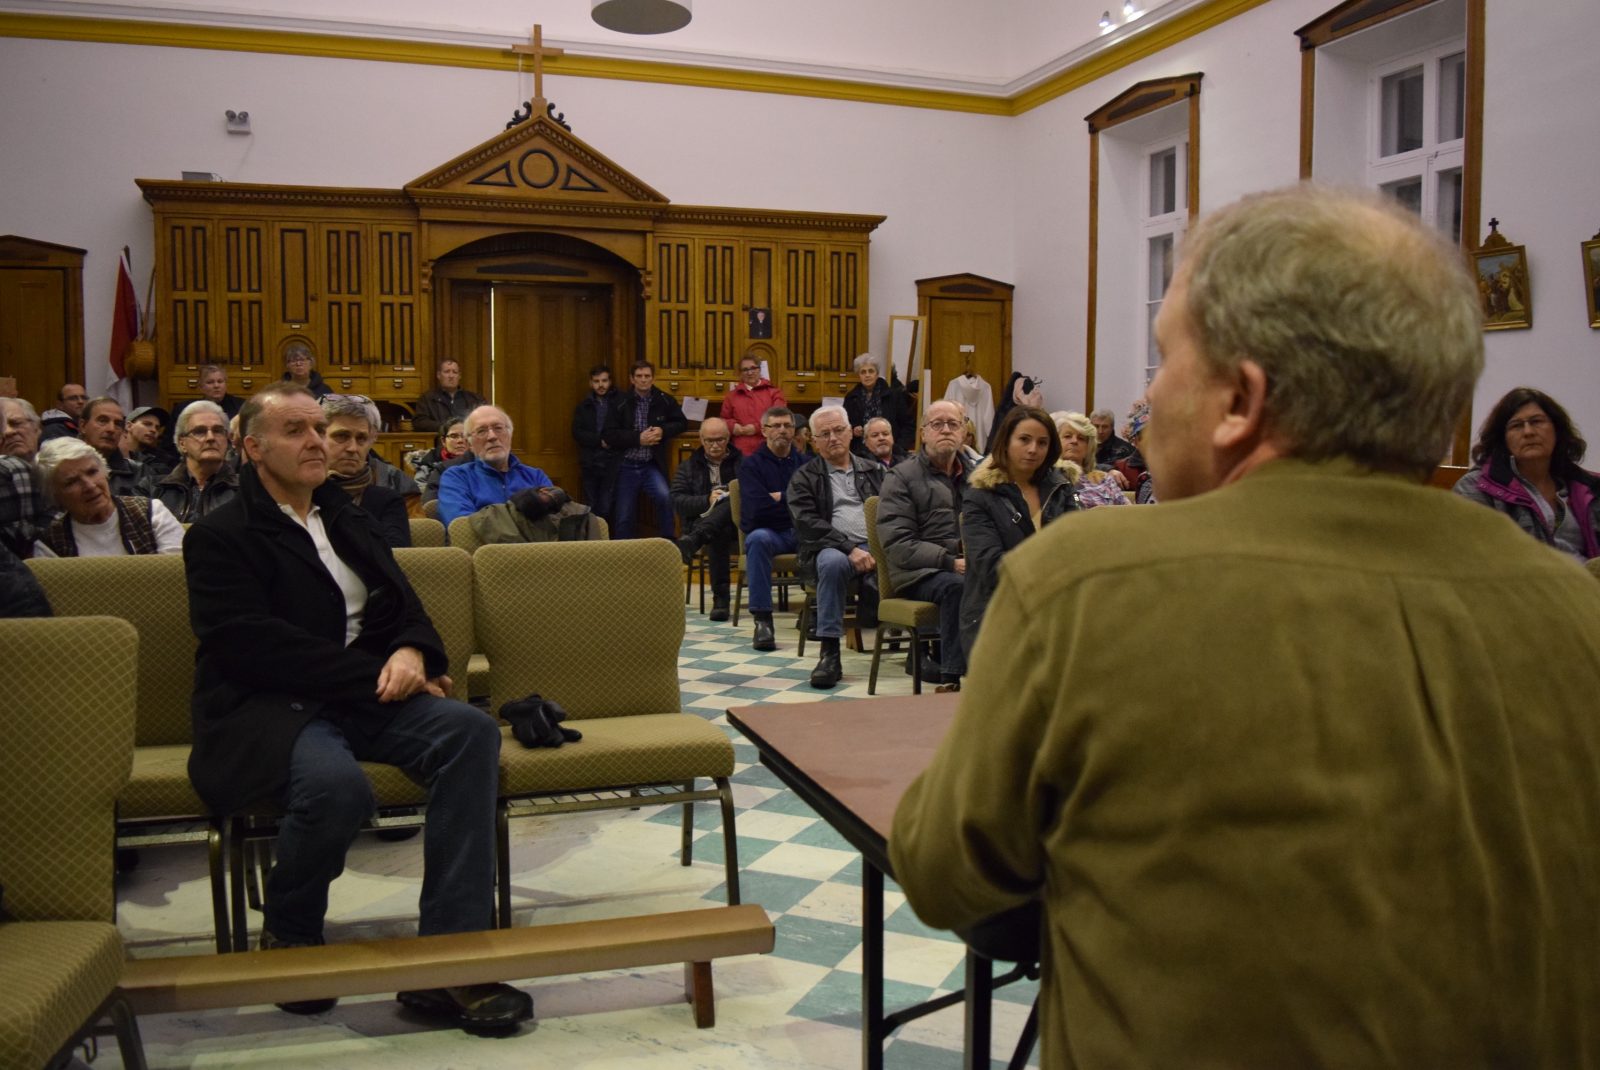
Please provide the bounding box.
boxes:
[431,233,640,498]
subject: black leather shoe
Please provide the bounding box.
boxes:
[675,534,701,566]
[752,619,776,651]
[259,929,338,1015]
[809,649,842,689]
[709,600,730,623]
[397,983,534,1034]
[904,651,942,683]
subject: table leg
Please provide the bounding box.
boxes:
[862,860,886,1070]
[962,949,994,1069]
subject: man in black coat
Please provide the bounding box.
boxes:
[606,361,686,540]
[671,417,740,620]
[569,363,619,523]
[183,382,530,1031]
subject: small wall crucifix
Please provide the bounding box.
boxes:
[512,24,564,107]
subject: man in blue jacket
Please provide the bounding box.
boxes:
[738,406,807,650]
[437,405,553,526]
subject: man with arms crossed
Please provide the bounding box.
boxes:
[184,382,531,1030]
[891,186,1600,1066]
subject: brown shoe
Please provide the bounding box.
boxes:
[397,983,534,1034]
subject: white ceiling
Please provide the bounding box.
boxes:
[2,0,1193,92]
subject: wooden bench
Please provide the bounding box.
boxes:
[121,904,773,1029]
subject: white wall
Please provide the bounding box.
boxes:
[0,36,1012,398]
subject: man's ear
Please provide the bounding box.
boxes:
[1211,358,1270,452]
[241,433,263,464]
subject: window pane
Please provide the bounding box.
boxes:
[1146,301,1162,378]
[1381,177,1423,216]
[1380,66,1424,156]
[1148,233,1175,301]
[1436,167,1463,242]
[1149,148,1177,217]
[1438,52,1465,142]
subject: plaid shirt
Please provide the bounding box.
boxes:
[0,456,45,556]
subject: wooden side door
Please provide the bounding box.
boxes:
[490,281,611,496]
[927,297,1006,411]
[0,268,70,406]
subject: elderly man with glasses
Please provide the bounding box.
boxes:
[151,400,239,522]
[672,417,741,621]
[877,399,974,692]
[436,405,555,526]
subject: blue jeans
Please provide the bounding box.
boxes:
[744,527,798,613]
[901,570,966,678]
[814,544,878,638]
[263,694,502,943]
[613,461,675,540]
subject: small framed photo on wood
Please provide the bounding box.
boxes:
[1471,221,1531,331]
[747,307,772,339]
[1582,231,1600,329]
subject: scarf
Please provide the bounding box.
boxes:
[41,496,157,557]
[327,464,375,504]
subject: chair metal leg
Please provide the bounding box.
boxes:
[496,802,513,928]
[1008,998,1041,1070]
[207,819,231,954]
[868,624,887,695]
[680,780,694,866]
[732,575,744,626]
[244,832,266,912]
[716,776,741,905]
[910,631,923,696]
[797,597,810,657]
[108,992,150,1070]
[227,817,249,952]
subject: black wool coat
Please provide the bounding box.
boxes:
[183,464,447,814]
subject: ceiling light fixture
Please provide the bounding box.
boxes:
[591,0,692,35]
[1123,0,1141,18]
[1099,10,1114,32]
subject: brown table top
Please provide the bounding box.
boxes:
[727,693,961,855]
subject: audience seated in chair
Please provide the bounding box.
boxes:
[33,438,182,558]
[1054,411,1129,508]
[436,405,554,526]
[737,406,807,651]
[79,396,146,498]
[412,417,470,506]
[412,358,486,433]
[787,406,883,689]
[1,395,43,460]
[844,353,914,457]
[182,381,531,1032]
[150,399,239,523]
[322,394,411,548]
[877,399,974,692]
[39,382,87,442]
[673,416,741,621]
[862,416,909,470]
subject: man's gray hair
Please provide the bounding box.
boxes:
[811,406,849,429]
[0,396,40,427]
[853,353,880,374]
[762,406,795,425]
[864,416,893,435]
[464,405,513,439]
[1089,408,1116,424]
[35,436,103,501]
[175,399,226,438]
[321,393,380,432]
[1180,184,1482,476]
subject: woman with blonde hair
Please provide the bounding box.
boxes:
[1052,410,1129,508]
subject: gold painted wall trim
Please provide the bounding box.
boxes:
[3,1,1276,118]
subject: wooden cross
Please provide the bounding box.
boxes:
[512,24,564,106]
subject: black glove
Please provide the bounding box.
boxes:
[510,485,572,521]
[500,692,583,748]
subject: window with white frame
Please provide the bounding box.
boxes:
[1141,135,1186,384]
[1368,39,1465,240]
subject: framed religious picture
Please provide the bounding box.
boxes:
[747,307,772,339]
[1582,231,1600,328]
[1470,220,1531,331]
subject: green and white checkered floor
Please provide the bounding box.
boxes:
[106,597,1038,1069]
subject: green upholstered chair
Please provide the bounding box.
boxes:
[472,539,740,926]
[0,616,148,1070]
[408,516,447,547]
[863,495,940,694]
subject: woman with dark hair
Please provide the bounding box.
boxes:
[1453,386,1600,560]
[412,417,470,504]
[958,405,1079,664]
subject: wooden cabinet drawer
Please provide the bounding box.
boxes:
[370,372,422,400]
[327,374,371,396]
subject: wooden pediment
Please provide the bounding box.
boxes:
[406,112,668,211]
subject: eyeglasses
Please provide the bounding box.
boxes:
[470,424,511,439]
[184,426,229,439]
[701,436,730,445]
[1506,415,1551,433]
[814,426,851,440]
[740,366,761,374]
[762,422,794,432]
[60,393,88,402]
[925,419,963,432]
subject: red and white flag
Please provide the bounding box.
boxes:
[108,247,140,380]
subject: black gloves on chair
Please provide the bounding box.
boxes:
[500,692,583,748]
[510,486,571,521]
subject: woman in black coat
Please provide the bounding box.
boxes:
[843,354,914,455]
[958,405,1079,660]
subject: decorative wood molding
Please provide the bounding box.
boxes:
[1084,73,1203,134]
[1294,0,1442,50]
[137,180,412,210]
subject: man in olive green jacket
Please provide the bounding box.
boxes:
[891,186,1600,1068]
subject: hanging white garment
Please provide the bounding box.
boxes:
[944,374,996,446]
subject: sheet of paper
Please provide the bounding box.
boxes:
[682,396,708,422]
[820,396,845,409]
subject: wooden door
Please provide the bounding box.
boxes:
[927,297,1005,411]
[0,268,70,406]
[490,282,610,496]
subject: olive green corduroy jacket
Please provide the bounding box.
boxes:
[891,459,1600,1069]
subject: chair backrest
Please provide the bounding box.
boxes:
[447,514,482,553]
[0,616,137,922]
[729,478,746,556]
[409,516,447,547]
[392,546,474,702]
[473,540,683,720]
[422,497,440,519]
[27,554,195,747]
[864,495,899,599]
